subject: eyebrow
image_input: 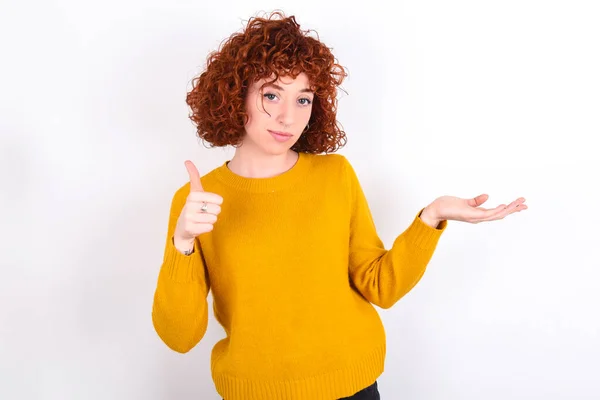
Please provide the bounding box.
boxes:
[265,83,313,94]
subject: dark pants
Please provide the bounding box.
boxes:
[223,381,380,399]
[339,381,380,399]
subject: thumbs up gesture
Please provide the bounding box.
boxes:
[173,160,223,251]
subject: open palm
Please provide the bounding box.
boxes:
[434,194,527,224]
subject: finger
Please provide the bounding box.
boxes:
[467,194,489,207]
[472,196,525,218]
[465,202,511,222]
[189,222,214,234]
[189,201,221,216]
[477,199,527,222]
[469,206,504,220]
[185,160,204,192]
[187,191,224,206]
[190,212,218,224]
[501,198,526,214]
[477,204,506,213]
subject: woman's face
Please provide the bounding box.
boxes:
[241,73,314,156]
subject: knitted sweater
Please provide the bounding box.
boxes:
[152,152,447,400]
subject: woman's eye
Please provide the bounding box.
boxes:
[264,93,277,101]
[299,98,312,105]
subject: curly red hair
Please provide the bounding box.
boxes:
[185,11,348,154]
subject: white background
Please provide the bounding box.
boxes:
[1,0,599,399]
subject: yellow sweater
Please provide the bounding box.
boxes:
[152,152,447,400]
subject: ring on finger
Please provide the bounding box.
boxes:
[200,202,208,213]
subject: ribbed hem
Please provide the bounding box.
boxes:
[212,344,385,400]
[162,237,204,283]
[403,208,448,250]
[213,152,311,193]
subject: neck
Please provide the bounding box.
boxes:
[227,147,299,179]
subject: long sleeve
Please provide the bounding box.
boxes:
[343,158,447,309]
[152,186,210,353]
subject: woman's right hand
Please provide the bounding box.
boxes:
[173,160,223,251]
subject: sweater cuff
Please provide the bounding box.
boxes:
[162,237,206,283]
[402,208,448,251]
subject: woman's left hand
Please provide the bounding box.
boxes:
[422,194,527,225]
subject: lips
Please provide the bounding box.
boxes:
[268,130,292,137]
[268,129,294,143]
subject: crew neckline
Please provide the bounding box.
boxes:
[214,152,310,193]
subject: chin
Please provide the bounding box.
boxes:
[262,146,294,156]
[262,141,299,156]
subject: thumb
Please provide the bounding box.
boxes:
[468,193,489,207]
[185,160,204,192]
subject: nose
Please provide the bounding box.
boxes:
[276,98,295,128]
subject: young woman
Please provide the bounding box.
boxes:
[151,11,527,400]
